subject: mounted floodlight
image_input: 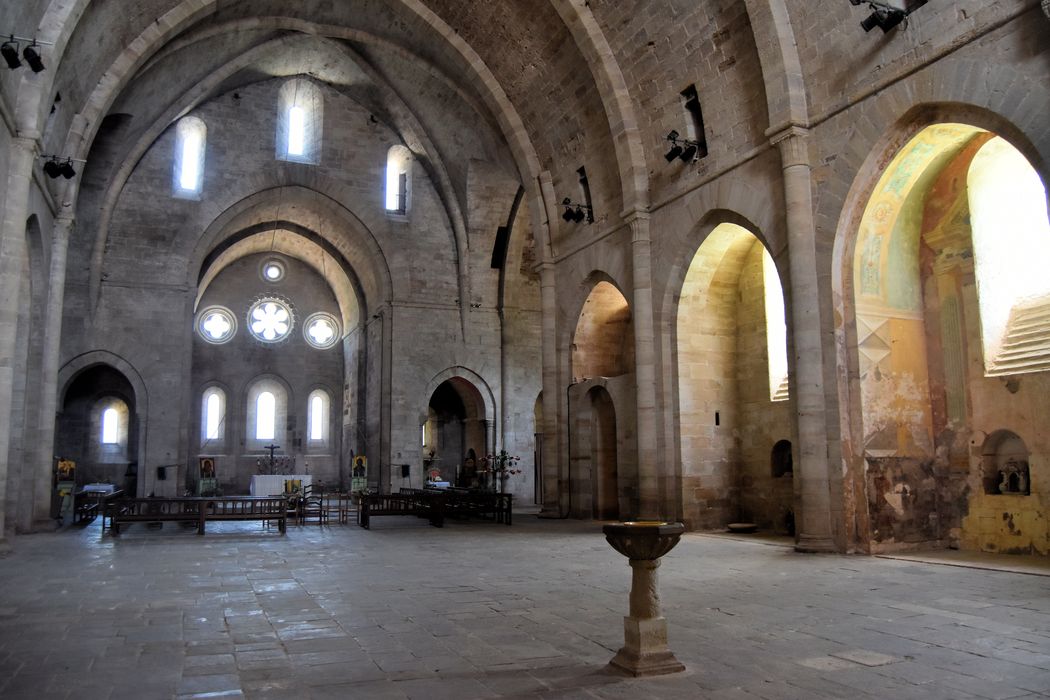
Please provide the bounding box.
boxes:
[58,158,76,179]
[42,158,62,178]
[664,129,702,164]
[41,155,80,180]
[561,198,593,224]
[850,0,926,33]
[0,34,53,70]
[22,42,44,72]
[1,40,20,69]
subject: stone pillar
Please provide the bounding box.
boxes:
[537,261,561,517]
[31,214,73,528]
[0,134,40,547]
[772,126,836,552]
[627,211,660,519]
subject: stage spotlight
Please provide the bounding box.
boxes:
[43,158,61,178]
[664,144,683,162]
[572,207,586,223]
[679,144,698,162]
[58,159,76,179]
[1,40,20,69]
[562,207,575,222]
[22,42,44,72]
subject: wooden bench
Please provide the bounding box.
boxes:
[397,488,513,526]
[108,496,287,535]
[358,492,444,529]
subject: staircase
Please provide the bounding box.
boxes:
[989,298,1050,376]
[772,374,790,402]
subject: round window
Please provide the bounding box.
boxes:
[247,298,294,343]
[197,306,237,344]
[259,257,286,283]
[304,312,340,349]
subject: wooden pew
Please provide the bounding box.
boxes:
[358,492,444,529]
[108,496,287,535]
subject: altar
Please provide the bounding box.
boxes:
[250,474,313,497]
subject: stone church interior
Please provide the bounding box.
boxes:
[1,1,1049,697]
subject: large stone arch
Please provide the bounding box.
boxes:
[84,32,472,320]
[831,101,1049,553]
[419,366,497,429]
[742,0,810,133]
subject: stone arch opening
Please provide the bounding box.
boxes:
[675,222,794,532]
[56,364,140,497]
[841,119,1049,555]
[424,378,489,488]
[572,280,633,381]
[981,430,1030,497]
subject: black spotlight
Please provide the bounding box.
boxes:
[1,40,20,69]
[43,158,62,178]
[22,42,44,72]
[572,207,586,223]
[58,158,76,179]
[664,143,683,162]
[562,207,575,222]
[679,144,698,162]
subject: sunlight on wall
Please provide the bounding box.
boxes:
[763,251,789,401]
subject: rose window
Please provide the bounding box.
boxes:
[248,299,293,343]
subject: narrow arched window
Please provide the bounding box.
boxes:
[310,394,323,441]
[968,136,1050,375]
[307,389,329,445]
[276,79,322,164]
[386,145,411,214]
[173,116,206,198]
[257,391,276,440]
[101,408,119,444]
[202,388,225,443]
[763,250,790,401]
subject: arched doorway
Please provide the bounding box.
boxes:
[675,222,794,531]
[842,121,1049,555]
[56,365,141,498]
[423,377,489,488]
[589,386,619,520]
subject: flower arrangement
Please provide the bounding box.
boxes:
[481,449,522,493]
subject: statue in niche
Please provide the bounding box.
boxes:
[998,459,1030,495]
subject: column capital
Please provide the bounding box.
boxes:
[770,125,811,168]
[624,209,651,245]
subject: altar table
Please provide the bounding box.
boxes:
[250,474,313,497]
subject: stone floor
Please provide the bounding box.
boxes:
[0,516,1048,700]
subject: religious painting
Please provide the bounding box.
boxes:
[351,455,367,493]
[284,479,303,494]
[56,459,76,480]
[199,457,216,479]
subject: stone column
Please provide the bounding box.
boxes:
[0,134,40,547]
[537,261,561,517]
[772,126,836,552]
[31,214,73,528]
[627,211,660,519]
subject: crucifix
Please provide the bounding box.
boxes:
[264,443,281,474]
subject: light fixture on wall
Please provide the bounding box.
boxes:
[1,35,51,72]
[40,155,79,179]
[848,0,927,33]
[664,130,702,163]
[561,197,593,224]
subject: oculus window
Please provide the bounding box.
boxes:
[303,312,340,349]
[197,305,236,344]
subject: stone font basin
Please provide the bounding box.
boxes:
[603,521,685,560]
